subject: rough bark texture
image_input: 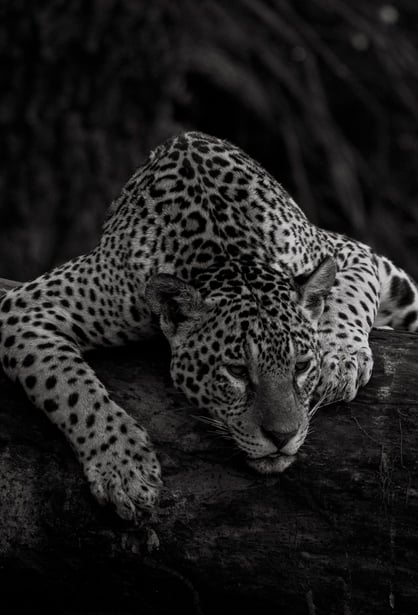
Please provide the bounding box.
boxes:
[0,328,417,615]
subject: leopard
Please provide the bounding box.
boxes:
[1,131,417,520]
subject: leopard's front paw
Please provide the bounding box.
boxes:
[316,342,373,405]
[83,418,162,520]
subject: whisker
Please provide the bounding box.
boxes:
[191,414,224,428]
[317,392,347,409]
[191,414,233,441]
[310,380,345,416]
[309,393,327,416]
[222,449,242,462]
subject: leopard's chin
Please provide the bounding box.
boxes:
[246,452,296,474]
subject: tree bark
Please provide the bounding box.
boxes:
[0,323,417,614]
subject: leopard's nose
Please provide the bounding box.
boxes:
[261,427,299,450]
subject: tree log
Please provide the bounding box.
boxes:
[0,328,417,614]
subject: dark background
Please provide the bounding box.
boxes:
[1,0,417,281]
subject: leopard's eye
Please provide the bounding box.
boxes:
[225,364,248,380]
[295,359,311,373]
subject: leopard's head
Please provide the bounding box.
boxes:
[146,257,335,473]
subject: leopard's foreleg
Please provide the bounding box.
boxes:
[374,255,418,331]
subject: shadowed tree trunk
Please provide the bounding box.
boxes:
[0,324,417,615]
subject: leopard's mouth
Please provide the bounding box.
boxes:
[246,452,296,474]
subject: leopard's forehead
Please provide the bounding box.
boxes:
[186,278,316,372]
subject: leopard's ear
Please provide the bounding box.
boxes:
[297,256,336,321]
[145,274,206,339]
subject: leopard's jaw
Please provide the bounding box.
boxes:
[246,453,296,474]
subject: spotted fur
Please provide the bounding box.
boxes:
[1,132,417,518]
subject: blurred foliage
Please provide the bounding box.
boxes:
[1,0,417,280]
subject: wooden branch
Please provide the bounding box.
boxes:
[0,326,417,613]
